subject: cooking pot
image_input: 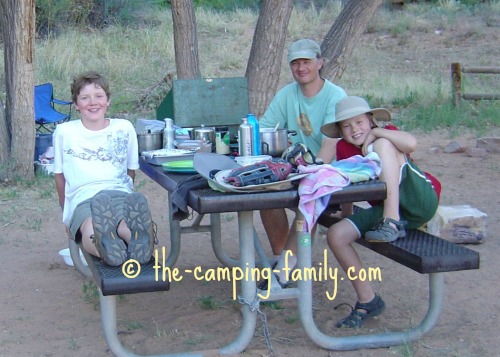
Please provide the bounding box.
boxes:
[189,125,216,151]
[137,131,163,153]
[260,128,297,157]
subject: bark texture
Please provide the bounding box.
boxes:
[245,0,293,117]
[0,0,36,180]
[171,0,201,79]
[320,0,384,81]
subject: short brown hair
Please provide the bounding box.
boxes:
[71,71,111,103]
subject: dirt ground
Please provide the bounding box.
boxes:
[0,131,498,357]
[2,4,500,355]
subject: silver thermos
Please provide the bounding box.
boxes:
[238,117,253,156]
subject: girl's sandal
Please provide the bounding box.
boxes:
[335,294,386,328]
[365,217,407,243]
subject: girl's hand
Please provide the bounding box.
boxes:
[361,130,378,156]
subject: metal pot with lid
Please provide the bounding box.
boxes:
[189,125,216,151]
[260,128,297,157]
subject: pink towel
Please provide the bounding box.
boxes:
[297,165,350,232]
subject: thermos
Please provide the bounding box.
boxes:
[238,117,253,156]
[247,113,261,155]
[163,118,175,149]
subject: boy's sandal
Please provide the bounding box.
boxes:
[335,294,386,328]
[123,192,155,264]
[365,217,407,243]
[90,192,127,266]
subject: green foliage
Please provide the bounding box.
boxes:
[82,280,100,310]
[193,0,260,11]
[198,295,222,310]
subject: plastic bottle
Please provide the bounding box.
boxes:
[238,117,253,156]
[163,118,175,150]
[246,113,261,155]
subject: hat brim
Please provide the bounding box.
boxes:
[287,51,317,63]
[321,108,391,138]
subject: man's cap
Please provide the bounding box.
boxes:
[321,96,391,138]
[287,39,321,63]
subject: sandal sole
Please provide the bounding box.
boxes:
[123,192,153,264]
[90,192,127,266]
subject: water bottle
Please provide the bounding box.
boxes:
[163,118,175,150]
[238,117,253,156]
[247,113,261,155]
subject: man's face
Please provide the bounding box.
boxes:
[289,57,323,86]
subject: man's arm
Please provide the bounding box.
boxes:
[317,136,338,164]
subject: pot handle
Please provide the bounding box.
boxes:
[287,130,297,137]
[261,142,269,155]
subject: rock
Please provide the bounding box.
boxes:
[428,146,441,154]
[443,141,465,153]
[477,137,500,153]
[427,205,487,244]
[466,147,488,157]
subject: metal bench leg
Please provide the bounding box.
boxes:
[99,290,139,357]
[69,239,92,278]
[296,227,445,350]
[219,211,258,354]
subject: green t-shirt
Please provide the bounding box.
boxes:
[259,79,346,155]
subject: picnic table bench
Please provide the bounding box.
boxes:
[292,206,480,350]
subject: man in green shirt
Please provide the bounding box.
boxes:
[259,39,347,288]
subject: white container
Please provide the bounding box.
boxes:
[35,161,54,175]
[58,248,88,267]
[235,155,272,166]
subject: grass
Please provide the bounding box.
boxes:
[1,1,498,136]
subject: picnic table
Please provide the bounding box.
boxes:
[71,157,479,356]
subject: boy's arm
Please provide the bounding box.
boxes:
[128,169,136,184]
[54,173,66,210]
[362,127,417,155]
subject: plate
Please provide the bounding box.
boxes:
[162,160,197,174]
[142,148,195,166]
[212,169,308,192]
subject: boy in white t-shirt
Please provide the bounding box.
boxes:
[53,71,154,266]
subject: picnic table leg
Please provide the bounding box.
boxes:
[295,212,445,350]
[219,210,257,354]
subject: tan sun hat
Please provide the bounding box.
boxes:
[321,96,391,138]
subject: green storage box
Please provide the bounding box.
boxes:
[156,77,249,130]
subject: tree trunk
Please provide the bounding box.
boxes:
[245,0,293,117]
[171,0,201,79]
[0,0,36,181]
[320,0,384,81]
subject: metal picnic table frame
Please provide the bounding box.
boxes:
[138,158,415,355]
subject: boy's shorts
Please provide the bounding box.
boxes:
[347,160,439,237]
[69,190,129,242]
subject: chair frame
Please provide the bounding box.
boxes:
[35,82,73,133]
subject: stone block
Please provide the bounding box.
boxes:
[427,205,487,244]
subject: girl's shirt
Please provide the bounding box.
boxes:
[336,124,441,200]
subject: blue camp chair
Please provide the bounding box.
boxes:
[35,83,72,133]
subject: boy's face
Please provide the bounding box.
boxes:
[338,113,373,147]
[74,83,110,123]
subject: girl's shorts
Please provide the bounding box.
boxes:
[347,160,439,237]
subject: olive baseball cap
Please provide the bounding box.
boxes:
[287,39,321,63]
[321,96,391,138]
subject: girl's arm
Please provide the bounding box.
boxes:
[362,127,417,156]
